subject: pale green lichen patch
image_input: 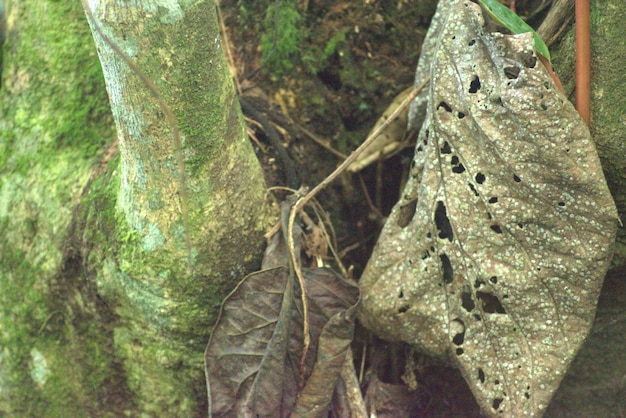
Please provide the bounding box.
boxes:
[29,348,50,387]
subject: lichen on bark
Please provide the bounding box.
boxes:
[1,0,274,415]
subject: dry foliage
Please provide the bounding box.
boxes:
[358,1,618,416]
[205,203,359,417]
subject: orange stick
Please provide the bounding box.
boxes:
[575,0,591,126]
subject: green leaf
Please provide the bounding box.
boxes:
[478,0,551,62]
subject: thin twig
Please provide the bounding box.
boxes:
[309,202,351,279]
[291,78,429,215]
[215,0,241,96]
[287,197,310,386]
[341,349,368,417]
[289,118,348,159]
[284,79,428,380]
[575,0,591,126]
[357,173,384,221]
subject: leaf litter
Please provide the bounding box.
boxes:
[205,199,360,417]
[207,1,619,416]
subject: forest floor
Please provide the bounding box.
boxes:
[218,1,624,416]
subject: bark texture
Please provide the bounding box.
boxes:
[550,0,626,267]
[545,1,626,416]
[0,0,273,415]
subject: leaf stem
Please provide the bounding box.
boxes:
[293,78,429,214]
[575,0,591,126]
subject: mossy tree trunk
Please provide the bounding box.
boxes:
[0,0,273,416]
[549,0,626,266]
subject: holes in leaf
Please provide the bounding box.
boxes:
[435,201,454,242]
[398,305,410,313]
[517,223,524,229]
[469,75,481,93]
[451,156,466,173]
[489,276,498,284]
[477,292,506,314]
[478,368,485,383]
[462,291,476,312]
[540,103,548,110]
[469,39,476,46]
[474,279,484,289]
[398,289,404,298]
[490,224,503,234]
[451,318,465,345]
[492,398,504,411]
[513,174,521,182]
[397,199,418,228]
[475,172,486,184]
[468,183,480,197]
[488,197,498,204]
[441,141,452,154]
[557,201,565,207]
[522,52,537,68]
[504,66,521,79]
[437,101,453,112]
[456,348,464,355]
[440,253,453,284]
[457,111,466,119]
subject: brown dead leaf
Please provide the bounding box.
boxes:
[205,211,359,418]
[358,1,618,417]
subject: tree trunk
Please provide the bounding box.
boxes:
[549,0,626,267]
[0,0,273,415]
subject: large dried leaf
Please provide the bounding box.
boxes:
[358,1,618,417]
[291,268,360,417]
[205,227,359,418]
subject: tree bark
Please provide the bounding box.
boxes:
[549,0,626,267]
[0,0,273,415]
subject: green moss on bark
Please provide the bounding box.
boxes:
[0,0,132,416]
[550,0,626,267]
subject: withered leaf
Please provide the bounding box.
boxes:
[364,375,425,418]
[358,1,618,417]
[205,226,359,418]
